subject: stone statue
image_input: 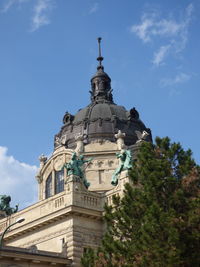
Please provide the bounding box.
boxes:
[0,195,18,216]
[115,130,126,150]
[63,152,92,189]
[54,135,61,147]
[136,130,149,143]
[75,134,84,155]
[111,150,132,186]
[36,154,47,184]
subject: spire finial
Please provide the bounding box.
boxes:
[97,37,104,66]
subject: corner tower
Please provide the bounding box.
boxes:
[0,39,152,267]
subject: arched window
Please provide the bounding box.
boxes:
[45,173,52,199]
[55,169,64,194]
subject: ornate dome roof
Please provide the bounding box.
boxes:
[54,38,152,150]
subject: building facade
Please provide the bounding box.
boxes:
[0,40,152,266]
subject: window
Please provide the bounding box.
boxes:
[45,173,52,199]
[55,169,64,194]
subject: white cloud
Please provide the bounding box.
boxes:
[1,0,29,13]
[160,72,191,87]
[131,16,153,42]
[30,0,54,32]
[1,0,54,31]
[131,4,193,43]
[89,2,99,14]
[131,13,183,43]
[152,44,171,66]
[0,146,38,210]
[131,4,194,65]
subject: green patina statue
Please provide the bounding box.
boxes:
[111,150,132,186]
[0,195,18,216]
[63,152,92,189]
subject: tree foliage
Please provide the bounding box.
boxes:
[81,137,200,267]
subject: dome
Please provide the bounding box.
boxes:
[54,39,152,149]
[54,102,152,149]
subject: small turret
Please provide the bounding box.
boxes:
[90,37,113,103]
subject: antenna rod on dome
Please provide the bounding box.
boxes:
[97,37,104,66]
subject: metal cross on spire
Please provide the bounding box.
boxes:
[97,37,104,66]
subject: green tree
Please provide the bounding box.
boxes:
[81,137,200,267]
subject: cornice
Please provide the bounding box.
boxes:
[4,205,103,242]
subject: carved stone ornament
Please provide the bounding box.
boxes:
[61,135,67,145]
[115,130,126,150]
[54,155,64,171]
[35,154,47,184]
[39,154,47,168]
[136,130,150,143]
[54,135,61,147]
[75,134,84,155]
[36,173,42,184]
[63,112,74,125]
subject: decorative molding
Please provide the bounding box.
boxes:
[54,155,64,171]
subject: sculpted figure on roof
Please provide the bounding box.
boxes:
[63,152,92,189]
[0,195,18,216]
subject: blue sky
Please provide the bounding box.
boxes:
[0,0,200,209]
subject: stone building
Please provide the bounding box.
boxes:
[0,39,152,266]
[0,246,72,266]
